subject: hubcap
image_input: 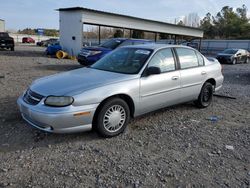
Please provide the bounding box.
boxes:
[103,105,126,133]
[203,87,212,102]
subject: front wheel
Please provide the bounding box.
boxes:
[245,57,249,64]
[96,98,130,137]
[232,58,237,65]
[195,82,213,108]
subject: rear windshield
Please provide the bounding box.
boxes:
[222,49,237,54]
[100,39,123,49]
[0,33,9,37]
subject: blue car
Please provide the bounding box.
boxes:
[77,38,153,66]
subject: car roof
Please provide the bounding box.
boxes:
[110,38,153,42]
[121,43,196,51]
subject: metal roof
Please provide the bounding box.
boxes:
[57,7,203,37]
[58,7,201,31]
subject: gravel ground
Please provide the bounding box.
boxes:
[0,45,249,188]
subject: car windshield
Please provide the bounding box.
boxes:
[0,32,9,37]
[90,48,153,74]
[222,49,238,54]
[100,39,123,49]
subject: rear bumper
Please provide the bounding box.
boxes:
[17,96,99,134]
[0,43,14,48]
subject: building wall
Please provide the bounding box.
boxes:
[0,20,5,32]
[59,11,83,56]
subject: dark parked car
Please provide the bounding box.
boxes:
[36,38,58,47]
[77,38,154,66]
[0,32,14,51]
[22,37,35,43]
[216,48,250,64]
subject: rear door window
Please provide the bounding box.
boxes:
[196,52,204,66]
[176,48,199,69]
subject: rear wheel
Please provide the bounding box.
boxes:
[96,98,130,137]
[11,47,14,51]
[195,82,213,108]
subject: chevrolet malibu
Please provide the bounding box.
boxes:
[17,44,224,137]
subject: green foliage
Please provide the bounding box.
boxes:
[132,30,144,39]
[113,29,123,38]
[200,5,250,39]
[18,28,59,37]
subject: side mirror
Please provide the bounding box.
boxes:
[146,66,161,76]
[237,53,241,56]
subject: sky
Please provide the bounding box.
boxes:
[1,0,250,30]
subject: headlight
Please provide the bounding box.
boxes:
[90,51,102,56]
[44,96,74,107]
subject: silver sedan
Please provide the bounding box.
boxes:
[17,44,224,137]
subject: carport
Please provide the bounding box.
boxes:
[57,7,204,56]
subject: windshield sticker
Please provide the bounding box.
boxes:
[135,50,150,55]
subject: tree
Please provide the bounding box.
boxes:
[159,33,170,39]
[200,13,216,38]
[132,30,144,38]
[200,5,250,39]
[114,29,123,38]
[177,20,184,26]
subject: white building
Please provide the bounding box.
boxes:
[0,19,5,32]
[58,7,204,56]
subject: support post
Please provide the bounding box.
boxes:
[174,35,177,44]
[130,29,132,38]
[154,33,157,42]
[98,25,101,45]
[199,38,202,52]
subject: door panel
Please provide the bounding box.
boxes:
[179,67,206,102]
[175,48,207,102]
[139,71,181,114]
[138,48,181,115]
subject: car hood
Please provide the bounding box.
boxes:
[83,46,112,52]
[30,68,137,96]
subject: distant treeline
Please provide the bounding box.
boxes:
[18,28,59,37]
[200,5,250,39]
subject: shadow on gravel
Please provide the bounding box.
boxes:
[0,96,100,153]
[0,49,46,58]
[35,64,82,71]
[223,71,250,85]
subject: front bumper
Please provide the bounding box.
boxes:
[17,96,99,134]
[77,55,97,66]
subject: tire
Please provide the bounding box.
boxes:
[11,47,14,51]
[95,98,130,137]
[232,58,237,65]
[195,82,213,108]
[245,57,249,64]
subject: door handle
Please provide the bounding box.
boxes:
[201,71,207,75]
[172,76,179,80]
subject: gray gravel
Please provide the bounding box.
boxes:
[0,45,249,187]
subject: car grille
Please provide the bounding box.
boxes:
[23,89,44,105]
[80,50,91,57]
